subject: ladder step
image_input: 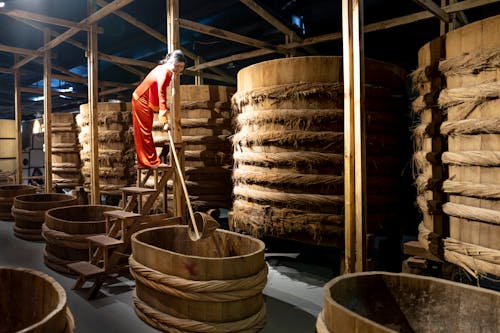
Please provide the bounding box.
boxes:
[87,235,124,248]
[104,210,141,220]
[120,186,157,194]
[67,261,104,278]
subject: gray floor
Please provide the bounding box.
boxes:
[0,220,333,333]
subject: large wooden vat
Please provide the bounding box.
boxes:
[231,56,407,256]
[76,102,135,195]
[0,119,16,174]
[12,193,78,241]
[152,85,235,212]
[0,266,74,333]
[51,113,83,189]
[413,14,500,276]
[130,225,267,332]
[0,184,37,221]
[316,272,500,333]
[42,204,116,273]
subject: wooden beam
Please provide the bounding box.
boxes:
[12,0,133,70]
[342,0,366,273]
[0,44,41,56]
[0,67,12,74]
[167,0,184,220]
[43,29,53,193]
[188,48,274,71]
[0,8,104,32]
[100,83,139,96]
[239,0,301,41]
[99,53,156,68]
[413,0,451,22]
[14,55,22,184]
[20,87,88,98]
[179,18,288,54]
[88,4,100,205]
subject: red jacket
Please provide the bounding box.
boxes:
[133,64,172,111]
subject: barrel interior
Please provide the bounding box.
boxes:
[326,273,499,332]
[0,267,66,333]
[134,226,263,258]
[16,193,76,204]
[47,205,112,223]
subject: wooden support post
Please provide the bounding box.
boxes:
[88,1,100,204]
[43,29,53,193]
[195,56,203,85]
[342,0,366,273]
[166,0,185,220]
[14,55,22,184]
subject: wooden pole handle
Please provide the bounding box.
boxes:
[167,129,200,240]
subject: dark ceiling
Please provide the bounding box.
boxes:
[0,0,499,120]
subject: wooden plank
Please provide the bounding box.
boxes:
[43,29,53,193]
[403,241,443,262]
[14,56,22,184]
[19,87,88,98]
[0,8,104,32]
[413,0,451,22]
[0,43,40,56]
[0,67,12,74]
[12,0,133,69]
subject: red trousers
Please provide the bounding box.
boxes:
[132,95,161,167]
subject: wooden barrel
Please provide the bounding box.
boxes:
[413,14,500,276]
[316,272,500,333]
[51,113,83,189]
[0,266,74,333]
[152,85,235,212]
[0,119,16,175]
[130,225,267,333]
[0,184,37,221]
[76,102,135,195]
[42,204,116,273]
[12,193,78,241]
[231,56,407,256]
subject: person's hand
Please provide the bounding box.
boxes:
[159,109,169,124]
[163,123,170,131]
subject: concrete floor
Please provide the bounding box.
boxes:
[0,220,334,333]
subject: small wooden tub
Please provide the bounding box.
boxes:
[316,272,500,333]
[42,204,116,273]
[0,266,74,333]
[130,225,267,333]
[0,184,37,221]
[12,193,78,241]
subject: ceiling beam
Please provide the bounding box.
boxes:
[179,18,289,54]
[0,44,41,56]
[0,8,104,33]
[189,0,499,71]
[239,0,301,41]
[20,86,88,98]
[0,67,12,74]
[413,0,451,22]
[12,0,134,70]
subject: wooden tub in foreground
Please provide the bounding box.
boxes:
[317,271,499,333]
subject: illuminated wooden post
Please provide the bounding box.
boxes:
[14,55,23,184]
[342,0,366,273]
[88,0,100,204]
[43,29,53,193]
[166,0,185,219]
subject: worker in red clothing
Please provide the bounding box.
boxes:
[132,50,186,167]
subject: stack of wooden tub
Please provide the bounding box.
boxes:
[0,184,36,221]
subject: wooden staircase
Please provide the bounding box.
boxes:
[67,164,180,299]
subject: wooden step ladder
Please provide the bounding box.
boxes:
[67,163,179,299]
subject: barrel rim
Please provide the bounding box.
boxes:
[45,204,117,223]
[132,225,266,261]
[0,184,37,191]
[323,271,500,332]
[14,193,77,204]
[0,265,67,332]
